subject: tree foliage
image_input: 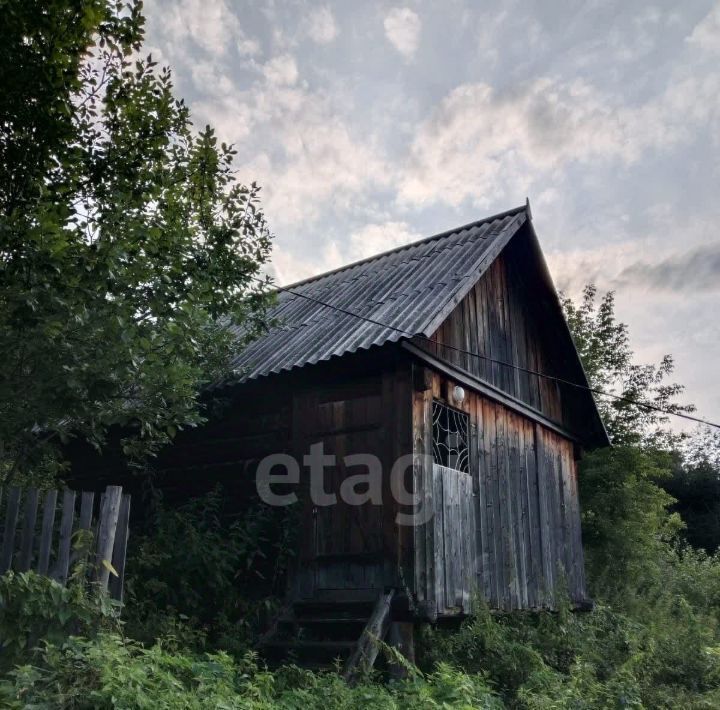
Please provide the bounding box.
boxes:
[665,429,720,554]
[561,285,693,446]
[0,0,272,482]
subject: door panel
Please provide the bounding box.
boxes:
[291,386,386,597]
[432,464,477,614]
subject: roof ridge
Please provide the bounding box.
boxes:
[277,203,528,292]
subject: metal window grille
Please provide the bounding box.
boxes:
[432,400,470,473]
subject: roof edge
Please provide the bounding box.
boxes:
[275,203,528,292]
[420,210,528,338]
[524,218,610,447]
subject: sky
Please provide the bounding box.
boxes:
[142,0,720,427]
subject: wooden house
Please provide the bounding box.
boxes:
[68,203,607,670]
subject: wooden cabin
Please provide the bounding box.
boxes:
[68,203,607,668]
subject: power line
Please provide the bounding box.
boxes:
[258,278,720,431]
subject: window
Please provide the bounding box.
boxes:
[432,400,470,473]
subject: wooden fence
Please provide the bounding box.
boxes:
[0,485,131,601]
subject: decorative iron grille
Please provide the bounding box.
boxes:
[432,400,470,473]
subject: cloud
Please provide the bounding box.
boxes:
[262,54,299,85]
[616,243,720,292]
[383,7,422,60]
[347,221,422,260]
[237,37,262,57]
[305,6,338,44]
[396,71,720,208]
[269,241,344,285]
[191,60,391,229]
[547,222,720,299]
[687,2,720,52]
[189,60,236,96]
[160,0,242,55]
[268,220,422,285]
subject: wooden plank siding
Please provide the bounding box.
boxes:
[413,370,588,616]
[427,246,571,429]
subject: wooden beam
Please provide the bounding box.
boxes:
[387,621,415,680]
[402,341,580,443]
[343,590,394,683]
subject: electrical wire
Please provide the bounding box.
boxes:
[256,277,720,431]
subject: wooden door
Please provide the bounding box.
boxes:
[312,427,385,592]
[431,464,477,614]
[291,384,386,599]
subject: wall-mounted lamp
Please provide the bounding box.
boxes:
[452,385,466,405]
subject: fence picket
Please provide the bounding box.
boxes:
[54,489,76,584]
[94,485,122,589]
[109,494,131,603]
[37,489,58,575]
[18,488,39,571]
[1,487,22,574]
[1,484,129,600]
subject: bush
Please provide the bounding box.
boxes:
[417,561,720,708]
[123,487,295,654]
[0,571,118,673]
[0,632,503,709]
[579,446,683,605]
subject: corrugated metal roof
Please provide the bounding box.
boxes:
[230,204,529,381]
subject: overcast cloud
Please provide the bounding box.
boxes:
[143,0,720,427]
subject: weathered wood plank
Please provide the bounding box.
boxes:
[511,417,529,609]
[37,489,58,575]
[496,407,516,609]
[421,388,436,617]
[525,420,542,609]
[460,471,476,611]
[94,485,122,590]
[78,491,95,532]
[535,426,554,606]
[412,390,428,606]
[0,487,22,573]
[484,399,501,607]
[54,490,76,584]
[473,405,489,602]
[543,433,562,601]
[444,466,459,609]
[109,493,131,602]
[343,590,394,683]
[432,464,446,613]
[18,488,39,571]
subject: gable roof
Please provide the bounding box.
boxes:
[230,204,529,380]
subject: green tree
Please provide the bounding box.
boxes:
[561,285,691,601]
[0,1,272,482]
[665,427,720,553]
[561,285,693,446]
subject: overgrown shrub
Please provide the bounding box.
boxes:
[579,446,683,605]
[123,487,295,654]
[0,571,118,673]
[0,632,503,709]
[417,553,720,708]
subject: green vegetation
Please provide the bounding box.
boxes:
[2,1,720,707]
[0,0,272,485]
